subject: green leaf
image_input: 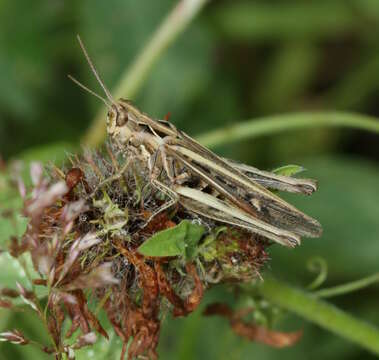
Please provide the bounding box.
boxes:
[0,214,28,249]
[185,222,206,260]
[0,309,51,360]
[138,220,205,258]
[272,164,306,177]
[0,175,27,248]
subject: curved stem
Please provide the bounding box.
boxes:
[313,273,379,299]
[198,111,379,148]
[306,257,328,290]
[83,0,208,147]
[256,277,379,355]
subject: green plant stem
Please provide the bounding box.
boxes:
[198,111,379,148]
[313,273,379,299]
[83,0,208,147]
[17,257,59,353]
[256,277,379,355]
[306,257,328,290]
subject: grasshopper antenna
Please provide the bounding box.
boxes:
[76,34,116,105]
[67,74,111,110]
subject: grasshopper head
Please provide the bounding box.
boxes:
[72,37,139,146]
[106,100,133,145]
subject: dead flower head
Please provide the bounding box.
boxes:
[1,143,274,359]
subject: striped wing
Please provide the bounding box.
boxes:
[164,131,322,244]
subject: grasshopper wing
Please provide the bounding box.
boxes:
[175,186,300,247]
[226,160,317,195]
[165,132,322,241]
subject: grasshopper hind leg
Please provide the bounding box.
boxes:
[142,179,179,227]
[148,143,176,183]
[151,143,194,186]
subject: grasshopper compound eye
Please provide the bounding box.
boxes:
[116,109,128,126]
[108,105,128,127]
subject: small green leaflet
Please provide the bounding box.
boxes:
[272,164,305,177]
[137,220,205,259]
[0,172,28,246]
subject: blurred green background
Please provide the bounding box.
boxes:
[1,0,379,359]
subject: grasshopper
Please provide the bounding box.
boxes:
[70,36,322,247]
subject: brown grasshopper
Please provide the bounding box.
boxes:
[70,36,322,247]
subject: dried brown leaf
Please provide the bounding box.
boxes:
[0,298,13,309]
[72,332,97,349]
[204,302,302,348]
[0,288,19,298]
[0,329,28,345]
[61,263,118,291]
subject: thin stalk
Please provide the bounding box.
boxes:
[198,111,379,148]
[17,257,59,354]
[256,277,379,355]
[313,273,379,299]
[83,0,208,147]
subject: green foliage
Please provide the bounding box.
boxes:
[0,166,28,290]
[138,220,205,259]
[272,164,305,177]
[0,180,26,245]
